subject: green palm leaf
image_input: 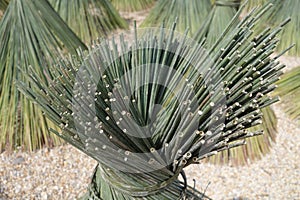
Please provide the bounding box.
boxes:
[17,4,286,198]
[141,0,212,36]
[111,0,155,12]
[274,66,300,120]
[0,0,86,151]
[49,0,128,45]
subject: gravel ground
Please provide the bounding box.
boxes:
[1,9,300,200]
[1,104,299,200]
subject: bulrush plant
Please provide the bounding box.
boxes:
[18,4,289,199]
[195,2,280,165]
[48,0,128,45]
[111,0,155,12]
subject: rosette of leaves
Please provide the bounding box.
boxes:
[48,0,128,45]
[0,0,86,151]
[141,0,211,36]
[195,2,284,165]
[18,5,287,199]
[274,66,300,121]
[111,0,155,12]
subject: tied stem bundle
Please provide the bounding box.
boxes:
[242,0,268,11]
[274,66,300,121]
[194,0,241,48]
[141,0,211,36]
[263,0,300,56]
[18,4,287,199]
[111,0,155,12]
[0,0,86,152]
[48,0,128,45]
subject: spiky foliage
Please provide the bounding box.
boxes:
[111,0,154,12]
[260,0,299,56]
[48,0,128,45]
[0,0,86,151]
[274,66,300,121]
[195,2,282,165]
[141,0,211,36]
[206,107,277,165]
[18,4,286,199]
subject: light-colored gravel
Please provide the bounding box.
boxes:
[1,9,300,200]
[185,104,300,200]
[1,104,299,200]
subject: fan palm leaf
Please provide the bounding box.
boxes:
[141,0,212,36]
[0,0,86,152]
[274,66,300,121]
[48,0,128,45]
[18,3,286,198]
[111,0,155,12]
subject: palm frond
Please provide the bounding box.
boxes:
[111,0,155,12]
[0,0,86,152]
[48,0,128,45]
[141,0,212,36]
[274,66,300,120]
[17,4,286,198]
